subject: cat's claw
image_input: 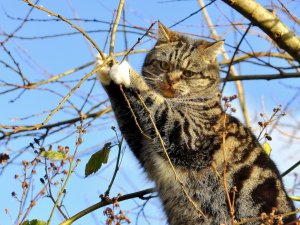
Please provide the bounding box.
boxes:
[109,61,131,88]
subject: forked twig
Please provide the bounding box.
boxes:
[120,22,156,63]
[47,118,84,225]
[235,208,300,225]
[59,188,155,225]
[0,57,113,132]
[23,0,106,60]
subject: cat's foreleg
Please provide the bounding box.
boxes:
[95,57,160,160]
[96,55,152,93]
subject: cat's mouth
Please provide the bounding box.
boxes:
[159,82,176,98]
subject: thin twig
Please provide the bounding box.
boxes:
[103,10,116,52]
[1,0,40,44]
[122,6,129,61]
[198,0,251,128]
[281,160,300,177]
[222,23,252,92]
[26,61,94,89]
[170,0,217,28]
[59,188,155,225]
[16,164,29,225]
[104,135,124,196]
[0,57,112,132]
[222,73,300,81]
[137,94,206,217]
[219,51,294,65]
[109,0,125,59]
[221,112,235,224]
[1,43,30,85]
[277,0,300,26]
[235,208,300,225]
[23,0,106,60]
[119,86,152,140]
[20,166,68,223]
[0,107,111,140]
[120,22,156,63]
[47,117,84,225]
[222,0,300,63]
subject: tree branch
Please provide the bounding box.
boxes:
[219,52,293,66]
[59,188,156,225]
[0,107,111,140]
[222,0,300,63]
[223,72,300,81]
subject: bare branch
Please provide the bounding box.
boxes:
[59,188,156,225]
[219,52,294,65]
[109,0,125,58]
[23,0,106,60]
[222,0,300,63]
[0,107,111,140]
[223,72,300,81]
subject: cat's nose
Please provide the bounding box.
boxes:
[166,76,176,86]
[166,71,181,86]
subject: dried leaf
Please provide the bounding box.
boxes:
[0,153,9,165]
[40,151,67,160]
[85,143,111,177]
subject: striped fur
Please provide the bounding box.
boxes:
[97,22,295,224]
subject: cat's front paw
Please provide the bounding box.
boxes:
[95,53,111,85]
[109,61,131,88]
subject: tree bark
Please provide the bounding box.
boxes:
[222,0,300,64]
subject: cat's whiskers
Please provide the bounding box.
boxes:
[143,76,160,82]
[143,70,163,81]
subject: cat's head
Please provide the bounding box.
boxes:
[142,22,223,99]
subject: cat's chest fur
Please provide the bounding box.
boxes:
[149,157,230,225]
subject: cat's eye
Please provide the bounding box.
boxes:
[160,61,170,71]
[183,70,194,77]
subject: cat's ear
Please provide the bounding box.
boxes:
[201,41,224,61]
[157,21,179,44]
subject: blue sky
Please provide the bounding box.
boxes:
[0,0,300,224]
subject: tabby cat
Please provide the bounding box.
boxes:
[96,22,296,225]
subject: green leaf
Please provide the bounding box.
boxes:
[262,142,272,156]
[40,151,67,160]
[21,219,46,225]
[85,143,111,177]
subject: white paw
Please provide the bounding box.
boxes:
[109,61,131,87]
[95,53,111,85]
